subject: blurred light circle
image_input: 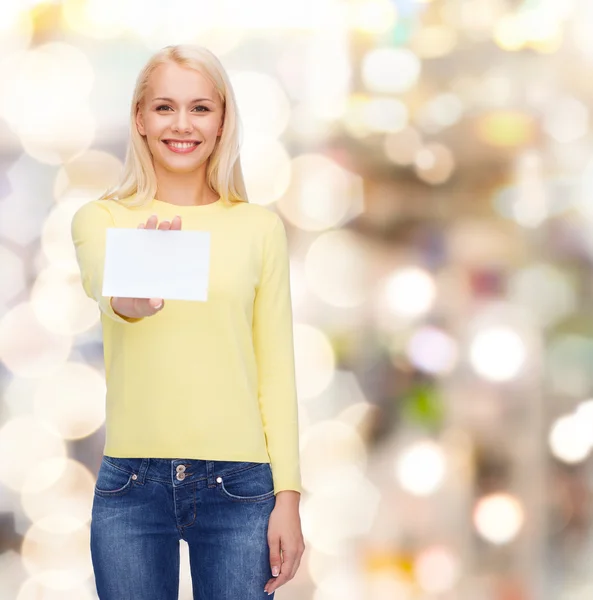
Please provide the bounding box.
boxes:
[21,457,95,525]
[575,399,593,435]
[543,96,589,144]
[301,468,379,555]
[4,376,36,418]
[241,136,291,206]
[294,323,336,399]
[300,421,367,493]
[473,493,524,544]
[368,573,414,599]
[19,107,95,165]
[476,111,535,147]
[342,94,373,138]
[414,143,456,185]
[53,149,123,203]
[361,98,408,133]
[0,43,95,164]
[18,577,95,600]
[348,0,397,34]
[548,335,593,397]
[0,303,72,378]
[62,0,128,39]
[0,417,67,492]
[469,327,526,381]
[307,564,363,600]
[395,440,446,496]
[21,516,92,589]
[34,362,106,440]
[384,127,423,165]
[135,1,243,55]
[305,230,370,308]
[30,265,100,336]
[0,7,33,67]
[230,71,290,138]
[493,14,526,51]
[277,154,364,231]
[362,48,421,94]
[381,267,436,318]
[508,263,576,328]
[549,414,591,464]
[447,220,520,267]
[289,260,307,310]
[406,326,458,375]
[411,25,458,58]
[414,545,460,593]
[416,93,464,133]
[0,245,26,306]
[41,198,86,266]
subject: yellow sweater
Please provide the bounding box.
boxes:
[71,196,301,494]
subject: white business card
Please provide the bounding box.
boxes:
[102,228,210,301]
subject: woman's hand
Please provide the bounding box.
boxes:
[110,215,182,319]
[264,493,305,595]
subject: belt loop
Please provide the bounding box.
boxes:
[206,460,216,488]
[135,458,150,484]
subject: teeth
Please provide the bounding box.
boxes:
[168,142,196,149]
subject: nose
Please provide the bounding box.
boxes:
[172,109,191,133]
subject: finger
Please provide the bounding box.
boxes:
[145,215,158,229]
[265,556,294,594]
[138,224,145,229]
[158,220,171,230]
[148,298,164,311]
[170,215,182,230]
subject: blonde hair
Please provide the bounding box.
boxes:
[100,44,248,208]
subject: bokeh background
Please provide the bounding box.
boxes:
[1,0,592,598]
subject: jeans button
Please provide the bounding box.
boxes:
[176,465,186,472]
[176,472,186,481]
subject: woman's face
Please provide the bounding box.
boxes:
[135,61,224,175]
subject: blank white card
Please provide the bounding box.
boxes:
[102,228,211,301]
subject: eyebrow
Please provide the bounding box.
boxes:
[152,97,215,103]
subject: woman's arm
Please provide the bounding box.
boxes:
[252,214,302,496]
[71,201,145,324]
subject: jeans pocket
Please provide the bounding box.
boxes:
[94,457,136,498]
[217,462,275,503]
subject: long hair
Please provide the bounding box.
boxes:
[99,45,248,208]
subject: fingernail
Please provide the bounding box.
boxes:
[155,301,163,310]
[272,566,279,576]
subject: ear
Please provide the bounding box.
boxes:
[136,104,146,136]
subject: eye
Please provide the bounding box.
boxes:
[155,105,172,111]
[192,105,210,112]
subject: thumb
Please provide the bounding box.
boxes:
[268,538,281,577]
[148,298,164,311]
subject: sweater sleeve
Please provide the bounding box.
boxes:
[71,201,144,325]
[252,215,302,495]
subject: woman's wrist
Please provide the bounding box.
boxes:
[275,490,301,505]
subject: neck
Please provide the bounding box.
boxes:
[154,163,219,207]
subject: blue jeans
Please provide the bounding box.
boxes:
[90,456,277,599]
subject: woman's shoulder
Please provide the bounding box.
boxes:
[231,200,283,228]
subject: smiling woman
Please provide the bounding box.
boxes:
[70,44,304,600]
[97,45,247,210]
[136,63,224,184]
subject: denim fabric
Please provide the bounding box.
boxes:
[90,455,277,599]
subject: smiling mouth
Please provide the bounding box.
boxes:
[163,140,201,149]
[162,140,202,154]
